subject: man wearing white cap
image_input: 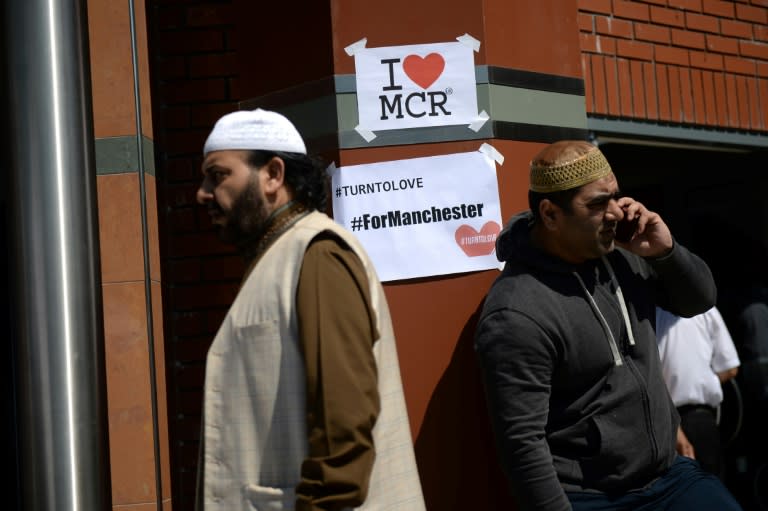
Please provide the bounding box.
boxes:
[475,140,742,510]
[195,109,425,511]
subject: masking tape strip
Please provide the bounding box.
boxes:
[479,142,504,166]
[456,33,481,52]
[345,38,368,56]
[468,110,490,132]
[355,125,377,142]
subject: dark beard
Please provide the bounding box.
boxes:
[215,177,269,246]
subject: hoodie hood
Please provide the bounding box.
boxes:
[496,210,593,274]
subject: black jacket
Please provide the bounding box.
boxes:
[474,211,716,511]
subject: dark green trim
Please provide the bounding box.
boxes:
[588,117,768,149]
[95,135,155,175]
[485,66,584,96]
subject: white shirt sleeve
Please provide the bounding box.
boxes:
[706,307,741,373]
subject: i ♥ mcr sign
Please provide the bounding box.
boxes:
[346,35,489,142]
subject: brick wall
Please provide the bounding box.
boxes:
[578,0,768,131]
[147,1,242,508]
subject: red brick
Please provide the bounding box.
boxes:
[721,19,753,38]
[578,13,595,32]
[712,72,729,125]
[168,208,198,232]
[690,69,707,124]
[656,64,672,120]
[668,0,703,10]
[165,158,198,183]
[598,35,618,54]
[579,0,613,15]
[756,25,768,42]
[634,23,672,44]
[725,56,758,75]
[759,78,768,129]
[596,16,634,38]
[656,45,691,65]
[614,0,650,20]
[759,61,768,77]
[632,60,647,116]
[167,231,233,258]
[705,34,740,55]
[190,103,237,128]
[167,258,201,283]
[160,105,192,130]
[689,50,725,70]
[736,76,751,129]
[618,58,634,116]
[186,4,235,26]
[170,282,238,310]
[686,12,720,33]
[702,0,736,16]
[644,62,659,119]
[160,78,229,104]
[677,67,698,122]
[702,71,718,124]
[581,33,599,53]
[725,74,740,127]
[591,55,609,114]
[669,66,683,122]
[651,6,687,26]
[605,57,621,114]
[169,311,205,338]
[740,40,768,59]
[582,54,593,113]
[156,29,226,54]
[747,78,762,129]
[154,55,187,80]
[642,0,668,5]
[155,6,186,30]
[672,28,706,49]
[188,53,238,78]
[201,255,245,281]
[617,39,654,60]
[736,3,768,22]
[163,128,210,156]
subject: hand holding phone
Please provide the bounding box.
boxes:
[615,216,639,243]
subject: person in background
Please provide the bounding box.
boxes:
[194,108,425,511]
[656,305,741,479]
[474,140,743,511]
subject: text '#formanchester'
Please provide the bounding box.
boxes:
[349,202,484,232]
[335,177,424,198]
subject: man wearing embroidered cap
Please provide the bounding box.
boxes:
[195,109,425,511]
[475,140,742,510]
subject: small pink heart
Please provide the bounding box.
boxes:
[455,222,501,257]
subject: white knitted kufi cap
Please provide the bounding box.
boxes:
[203,108,307,156]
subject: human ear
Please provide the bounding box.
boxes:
[540,200,559,230]
[262,156,285,193]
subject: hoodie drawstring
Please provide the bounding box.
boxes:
[573,257,636,366]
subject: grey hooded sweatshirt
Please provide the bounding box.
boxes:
[475,211,716,511]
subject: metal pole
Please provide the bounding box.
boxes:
[1,0,112,509]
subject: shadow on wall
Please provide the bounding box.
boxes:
[414,301,516,511]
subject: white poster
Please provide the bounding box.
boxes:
[330,147,503,282]
[347,36,488,141]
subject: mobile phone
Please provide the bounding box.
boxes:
[615,216,639,242]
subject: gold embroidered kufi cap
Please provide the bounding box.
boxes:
[529,141,612,193]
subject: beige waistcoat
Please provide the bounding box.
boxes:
[197,211,426,511]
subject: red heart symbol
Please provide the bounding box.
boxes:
[403,53,445,89]
[455,222,501,257]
